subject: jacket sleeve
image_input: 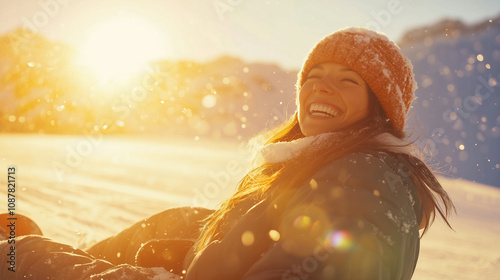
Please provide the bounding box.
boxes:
[0,207,213,280]
[0,235,183,280]
[0,235,112,280]
[243,152,421,280]
[87,206,213,265]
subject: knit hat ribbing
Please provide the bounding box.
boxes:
[296,27,417,132]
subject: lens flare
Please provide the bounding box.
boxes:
[293,215,312,229]
[324,230,354,251]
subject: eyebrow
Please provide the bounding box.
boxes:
[309,65,324,72]
[339,67,357,73]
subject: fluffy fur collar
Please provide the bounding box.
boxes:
[258,132,414,164]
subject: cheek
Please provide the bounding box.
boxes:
[297,88,307,112]
[296,88,309,130]
[356,96,370,112]
[360,93,372,114]
[347,90,371,115]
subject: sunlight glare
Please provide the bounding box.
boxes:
[78,16,168,83]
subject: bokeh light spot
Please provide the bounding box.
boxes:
[293,215,312,229]
[309,179,318,190]
[241,230,254,246]
[202,95,217,108]
[269,230,280,241]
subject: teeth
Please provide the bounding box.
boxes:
[309,103,338,117]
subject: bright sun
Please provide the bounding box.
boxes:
[78,16,168,82]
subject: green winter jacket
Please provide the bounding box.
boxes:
[186,151,421,279]
[0,151,421,279]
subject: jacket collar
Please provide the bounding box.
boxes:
[257,132,414,164]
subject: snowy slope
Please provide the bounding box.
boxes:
[0,32,298,138]
[400,15,500,187]
[0,134,499,279]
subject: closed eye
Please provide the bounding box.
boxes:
[342,78,359,85]
[305,74,321,81]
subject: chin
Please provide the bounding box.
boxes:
[299,115,341,136]
[300,126,332,137]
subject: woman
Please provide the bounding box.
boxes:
[183,27,454,279]
[1,27,454,280]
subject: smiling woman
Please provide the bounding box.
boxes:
[77,16,169,82]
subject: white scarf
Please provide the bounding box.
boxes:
[257,132,414,164]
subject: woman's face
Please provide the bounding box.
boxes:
[298,62,371,136]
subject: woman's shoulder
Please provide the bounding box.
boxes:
[313,151,411,185]
[294,151,418,211]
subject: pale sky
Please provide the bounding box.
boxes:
[1,0,499,70]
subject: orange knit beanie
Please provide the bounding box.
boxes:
[296,27,417,132]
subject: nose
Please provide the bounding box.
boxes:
[313,77,335,95]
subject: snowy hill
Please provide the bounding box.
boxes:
[0,134,498,280]
[0,31,297,138]
[399,14,500,44]
[0,29,96,134]
[400,15,500,187]
[144,56,297,139]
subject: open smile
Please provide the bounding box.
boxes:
[308,102,341,118]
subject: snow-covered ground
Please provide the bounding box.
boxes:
[0,134,499,279]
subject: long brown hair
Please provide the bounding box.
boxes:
[195,94,455,252]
